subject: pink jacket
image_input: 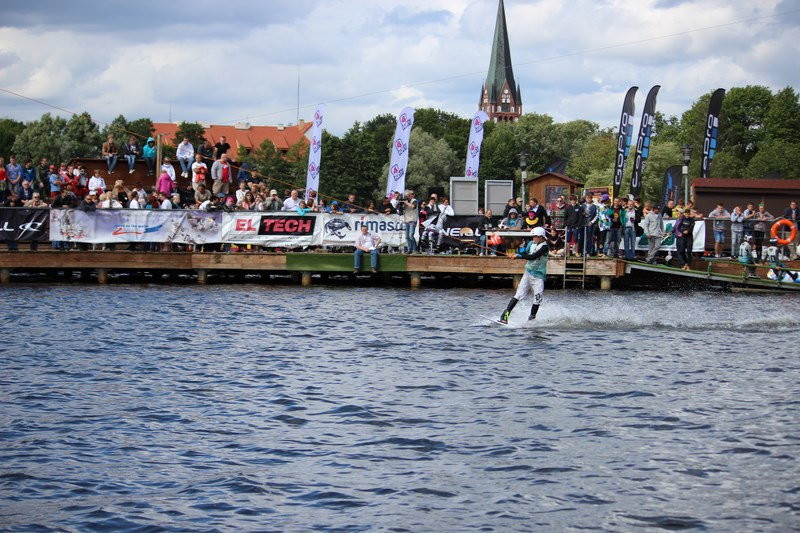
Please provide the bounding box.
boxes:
[156,172,173,195]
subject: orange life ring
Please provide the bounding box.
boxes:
[771,219,797,246]
[488,233,502,246]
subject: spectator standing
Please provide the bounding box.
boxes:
[6,156,23,195]
[478,209,496,256]
[157,171,174,196]
[622,200,637,260]
[124,136,140,174]
[742,202,757,237]
[379,196,395,215]
[730,206,744,258]
[266,189,283,211]
[342,194,363,213]
[88,170,106,196]
[564,195,581,256]
[550,196,566,233]
[142,137,157,176]
[641,202,663,264]
[783,200,799,260]
[236,162,252,184]
[674,209,695,270]
[607,197,623,257]
[235,181,248,204]
[178,182,195,208]
[526,198,548,228]
[160,157,176,183]
[21,160,36,189]
[502,198,518,218]
[101,135,119,174]
[752,204,773,258]
[579,193,597,256]
[707,202,731,258]
[353,226,381,273]
[47,165,63,200]
[0,157,6,203]
[198,139,215,168]
[191,153,208,191]
[176,138,194,178]
[211,154,232,196]
[35,157,49,195]
[282,189,301,211]
[403,190,419,253]
[214,136,231,159]
[596,195,612,256]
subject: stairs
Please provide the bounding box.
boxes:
[562,254,587,289]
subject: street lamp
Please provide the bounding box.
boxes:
[519,151,528,206]
[682,144,692,205]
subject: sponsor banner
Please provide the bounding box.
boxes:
[0,208,49,241]
[385,107,415,198]
[223,214,322,247]
[320,214,411,248]
[701,88,725,179]
[660,165,683,209]
[630,85,660,198]
[612,86,637,198]
[633,220,706,252]
[305,104,326,200]
[464,110,489,179]
[50,209,223,244]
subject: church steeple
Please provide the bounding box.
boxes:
[479,0,522,122]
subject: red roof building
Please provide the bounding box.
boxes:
[152,121,312,160]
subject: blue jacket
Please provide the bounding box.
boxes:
[142,137,157,158]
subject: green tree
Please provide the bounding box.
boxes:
[568,131,615,182]
[718,85,773,162]
[0,118,25,160]
[653,111,682,144]
[745,140,800,179]
[763,86,800,143]
[480,121,519,184]
[412,107,471,155]
[62,112,102,159]
[378,129,460,199]
[710,149,746,178]
[101,114,129,143]
[126,118,155,141]
[172,122,206,151]
[11,112,68,163]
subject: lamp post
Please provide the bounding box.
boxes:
[682,144,691,205]
[519,151,528,207]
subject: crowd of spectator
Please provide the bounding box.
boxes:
[1,143,798,269]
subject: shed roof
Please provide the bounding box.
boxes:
[523,172,584,186]
[692,178,800,190]
[152,122,312,155]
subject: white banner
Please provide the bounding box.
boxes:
[50,210,413,248]
[464,110,489,180]
[305,104,325,201]
[49,209,223,244]
[633,220,706,252]
[385,107,415,198]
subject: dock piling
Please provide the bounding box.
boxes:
[96,269,108,285]
[197,269,207,285]
[409,271,421,288]
[301,272,312,286]
[0,268,9,284]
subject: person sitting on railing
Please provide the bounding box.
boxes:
[762,238,797,282]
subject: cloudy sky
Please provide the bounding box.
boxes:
[0,0,798,134]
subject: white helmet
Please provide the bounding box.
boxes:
[531,227,546,237]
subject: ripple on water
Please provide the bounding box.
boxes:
[0,286,798,531]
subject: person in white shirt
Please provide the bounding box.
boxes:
[436,197,455,248]
[129,196,141,209]
[191,153,208,191]
[158,192,173,209]
[235,181,248,204]
[282,189,301,211]
[354,226,381,273]
[98,192,122,209]
[87,170,106,196]
[176,138,194,178]
[161,156,176,182]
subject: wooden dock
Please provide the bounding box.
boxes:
[0,251,624,289]
[0,251,796,291]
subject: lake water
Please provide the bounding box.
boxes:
[1,285,798,531]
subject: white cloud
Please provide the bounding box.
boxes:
[0,0,797,135]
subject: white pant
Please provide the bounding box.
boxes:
[514,271,544,304]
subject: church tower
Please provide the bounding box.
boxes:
[479,0,522,122]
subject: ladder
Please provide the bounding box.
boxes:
[563,253,587,289]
